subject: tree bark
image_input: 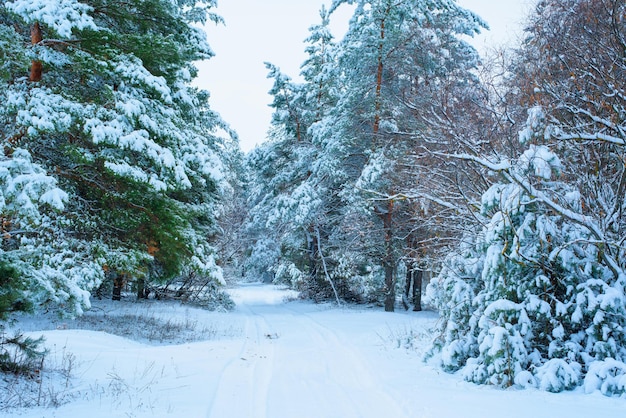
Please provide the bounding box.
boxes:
[30,22,43,82]
[307,227,318,281]
[371,6,395,312]
[412,268,422,311]
[383,199,395,312]
[403,265,412,310]
[136,277,148,299]
[403,261,423,311]
[112,273,125,301]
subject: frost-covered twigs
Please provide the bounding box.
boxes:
[449,141,623,280]
[426,104,626,396]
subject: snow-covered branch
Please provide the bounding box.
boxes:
[553,131,626,146]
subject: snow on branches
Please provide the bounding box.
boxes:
[6,0,98,38]
[426,107,626,395]
[1,0,232,314]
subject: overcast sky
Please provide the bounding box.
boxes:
[196,0,536,152]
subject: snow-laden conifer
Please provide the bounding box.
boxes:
[1,0,233,314]
[315,0,486,310]
[427,108,626,394]
[245,9,344,300]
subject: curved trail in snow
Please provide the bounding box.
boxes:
[206,283,412,418]
[8,283,624,418]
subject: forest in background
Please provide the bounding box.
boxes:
[1,0,625,396]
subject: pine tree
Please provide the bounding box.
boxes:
[246,9,345,302]
[314,0,485,310]
[1,0,232,314]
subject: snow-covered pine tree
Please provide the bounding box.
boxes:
[245,8,347,302]
[1,0,233,314]
[426,106,626,395]
[245,119,320,288]
[315,0,485,310]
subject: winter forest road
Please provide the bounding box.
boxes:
[204,285,625,418]
[7,283,624,418]
[206,284,416,418]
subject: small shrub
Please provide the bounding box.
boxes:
[1,342,79,411]
[0,331,46,376]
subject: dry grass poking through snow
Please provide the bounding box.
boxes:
[13,298,242,345]
[70,309,228,345]
[1,298,243,411]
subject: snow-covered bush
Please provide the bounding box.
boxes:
[584,359,626,396]
[426,108,626,395]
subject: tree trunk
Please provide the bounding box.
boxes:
[412,268,423,311]
[371,6,394,312]
[402,265,412,310]
[112,273,124,301]
[403,261,423,311]
[307,227,318,281]
[30,22,43,82]
[383,200,395,312]
[136,277,148,299]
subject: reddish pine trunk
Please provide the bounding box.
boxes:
[30,22,43,82]
[373,16,386,134]
[373,8,395,311]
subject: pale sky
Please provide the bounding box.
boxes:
[196,0,536,152]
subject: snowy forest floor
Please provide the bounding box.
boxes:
[1,283,624,417]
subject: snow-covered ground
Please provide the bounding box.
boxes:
[2,283,624,417]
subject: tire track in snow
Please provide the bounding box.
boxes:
[206,305,275,418]
[263,304,412,418]
[207,283,411,418]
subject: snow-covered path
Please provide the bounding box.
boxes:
[199,284,626,418]
[207,291,410,418]
[5,283,625,417]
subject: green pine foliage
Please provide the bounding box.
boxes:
[0,261,46,376]
[1,0,233,315]
[0,332,46,375]
[0,261,31,319]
